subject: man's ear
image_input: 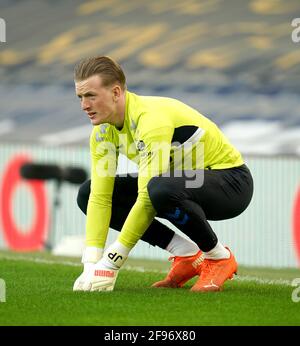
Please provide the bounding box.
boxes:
[112,85,122,101]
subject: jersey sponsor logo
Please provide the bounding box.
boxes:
[96,133,105,142]
[140,151,152,159]
[136,140,145,151]
[100,124,109,134]
[94,269,115,278]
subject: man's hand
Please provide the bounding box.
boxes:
[82,262,119,292]
[73,262,95,291]
[73,247,103,291]
[79,240,130,292]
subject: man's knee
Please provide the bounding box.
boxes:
[77,179,90,214]
[147,176,178,213]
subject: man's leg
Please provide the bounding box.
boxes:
[77,176,200,255]
[147,165,253,291]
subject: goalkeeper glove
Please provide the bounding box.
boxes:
[82,241,130,292]
[73,246,103,291]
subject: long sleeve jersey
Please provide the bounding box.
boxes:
[85,91,244,249]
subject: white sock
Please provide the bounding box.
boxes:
[203,241,230,260]
[166,233,200,257]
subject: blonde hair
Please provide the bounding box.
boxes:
[74,56,126,90]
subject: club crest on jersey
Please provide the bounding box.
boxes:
[136,140,145,151]
[100,124,109,134]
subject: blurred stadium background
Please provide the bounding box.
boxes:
[0,0,300,268]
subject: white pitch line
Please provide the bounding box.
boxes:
[0,255,167,273]
[0,254,292,286]
[235,275,291,286]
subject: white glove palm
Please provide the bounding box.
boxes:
[73,247,103,292]
[80,241,129,292]
[73,262,94,291]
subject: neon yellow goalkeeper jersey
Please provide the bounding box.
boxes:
[86,91,244,249]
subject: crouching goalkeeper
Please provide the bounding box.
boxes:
[73,56,253,293]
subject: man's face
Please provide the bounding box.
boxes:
[75,75,117,126]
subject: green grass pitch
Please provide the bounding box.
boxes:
[0,250,300,326]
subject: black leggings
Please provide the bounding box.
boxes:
[77,165,253,252]
[77,175,175,249]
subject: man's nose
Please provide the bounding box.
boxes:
[81,98,90,111]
